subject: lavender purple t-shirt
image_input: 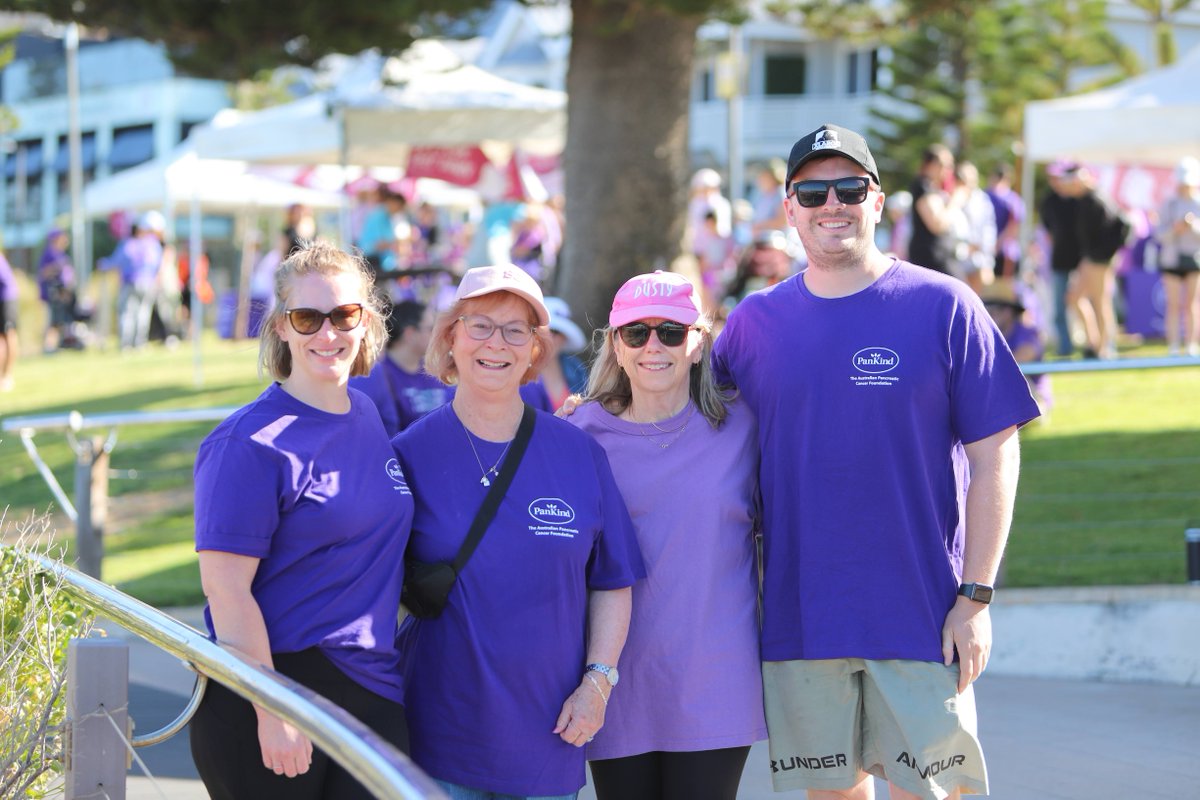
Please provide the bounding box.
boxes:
[713,260,1040,663]
[392,404,645,796]
[194,383,413,703]
[570,399,767,760]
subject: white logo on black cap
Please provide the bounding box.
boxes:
[812,130,842,152]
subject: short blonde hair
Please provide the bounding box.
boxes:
[583,312,734,428]
[425,291,551,386]
[258,240,387,381]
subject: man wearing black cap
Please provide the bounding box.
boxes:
[713,123,1040,800]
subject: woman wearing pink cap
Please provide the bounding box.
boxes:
[391,264,644,800]
[568,270,766,800]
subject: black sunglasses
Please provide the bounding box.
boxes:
[789,176,872,208]
[286,303,364,335]
[617,321,690,348]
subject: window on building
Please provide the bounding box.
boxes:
[870,49,881,91]
[55,132,97,213]
[5,140,44,223]
[109,124,155,171]
[765,55,806,96]
[847,52,859,94]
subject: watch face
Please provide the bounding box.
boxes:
[588,664,619,686]
[973,585,994,604]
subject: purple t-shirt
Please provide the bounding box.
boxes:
[570,399,767,760]
[392,404,645,796]
[0,253,18,302]
[194,383,413,703]
[351,359,452,436]
[713,260,1040,663]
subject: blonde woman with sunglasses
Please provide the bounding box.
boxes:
[569,270,766,800]
[190,241,413,799]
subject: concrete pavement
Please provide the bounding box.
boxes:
[100,597,1200,799]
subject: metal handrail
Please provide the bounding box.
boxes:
[22,551,444,800]
[131,670,208,748]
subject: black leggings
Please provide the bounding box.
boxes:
[189,648,408,800]
[589,746,752,800]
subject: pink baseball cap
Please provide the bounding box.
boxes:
[455,264,550,326]
[609,271,701,327]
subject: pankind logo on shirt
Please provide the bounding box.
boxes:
[385,458,412,495]
[850,346,901,387]
[527,497,578,539]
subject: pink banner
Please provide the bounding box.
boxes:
[406,146,490,186]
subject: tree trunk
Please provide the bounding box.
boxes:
[560,0,701,336]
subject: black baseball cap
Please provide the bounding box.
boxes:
[786,123,880,187]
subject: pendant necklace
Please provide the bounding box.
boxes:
[629,404,694,450]
[461,419,514,486]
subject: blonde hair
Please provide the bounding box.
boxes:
[583,312,734,428]
[425,291,552,386]
[258,240,387,381]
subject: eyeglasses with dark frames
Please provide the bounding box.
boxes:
[458,314,534,346]
[788,177,873,208]
[617,321,691,348]
[286,303,365,335]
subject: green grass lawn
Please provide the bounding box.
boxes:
[2,333,1198,606]
[1,334,265,606]
[1006,359,1200,586]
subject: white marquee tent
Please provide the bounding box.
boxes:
[191,42,566,168]
[82,146,345,218]
[1020,46,1200,244]
[1023,45,1200,168]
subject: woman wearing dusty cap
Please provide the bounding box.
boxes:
[569,270,766,800]
[190,241,411,799]
[392,264,644,800]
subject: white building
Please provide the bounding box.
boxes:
[0,23,230,269]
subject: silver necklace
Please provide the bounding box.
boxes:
[629,405,694,450]
[461,420,514,486]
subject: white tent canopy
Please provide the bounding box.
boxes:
[1024,45,1200,168]
[191,42,566,168]
[83,145,345,218]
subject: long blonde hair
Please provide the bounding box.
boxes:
[583,312,734,428]
[258,240,387,381]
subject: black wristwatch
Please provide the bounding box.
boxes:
[958,583,995,605]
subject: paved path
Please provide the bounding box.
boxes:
[106,610,1200,800]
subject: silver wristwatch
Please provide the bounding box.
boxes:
[586,663,620,687]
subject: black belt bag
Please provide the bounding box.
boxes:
[401,404,536,619]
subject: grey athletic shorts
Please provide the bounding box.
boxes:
[763,658,988,798]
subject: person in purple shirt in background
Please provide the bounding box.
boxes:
[0,248,20,391]
[569,270,766,800]
[351,299,447,435]
[190,241,412,800]
[713,124,1040,800]
[392,264,644,800]
[37,228,78,352]
[981,282,1053,418]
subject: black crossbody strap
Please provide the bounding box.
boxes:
[450,403,536,574]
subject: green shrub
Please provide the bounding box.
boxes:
[1,513,94,799]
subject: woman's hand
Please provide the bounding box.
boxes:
[257,709,314,777]
[552,677,608,747]
[554,394,583,419]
